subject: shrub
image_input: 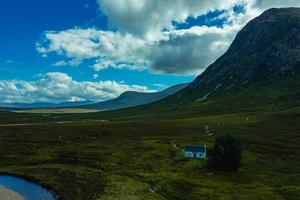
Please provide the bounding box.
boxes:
[210,134,242,171]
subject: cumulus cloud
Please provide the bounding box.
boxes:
[53,60,68,67]
[252,0,300,10]
[37,26,237,75]
[149,25,240,74]
[98,0,242,40]
[37,0,300,75]
[93,74,99,79]
[0,72,155,103]
[153,83,166,88]
[37,29,148,71]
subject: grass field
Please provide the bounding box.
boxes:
[0,109,299,200]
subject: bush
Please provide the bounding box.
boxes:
[210,134,242,171]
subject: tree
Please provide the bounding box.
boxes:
[210,134,242,171]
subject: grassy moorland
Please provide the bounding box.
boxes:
[0,109,299,200]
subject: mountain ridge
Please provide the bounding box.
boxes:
[173,7,300,102]
[82,83,189,110]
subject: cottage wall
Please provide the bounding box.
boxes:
[184,151,206,159]
[184,151,194,158]
[195,152,206,159]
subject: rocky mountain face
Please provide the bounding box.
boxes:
[173,8,300,102]
[83,83,188,110]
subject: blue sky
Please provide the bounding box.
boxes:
[1,0,98,79]
[0,0,192,88]
[0,0,299,103]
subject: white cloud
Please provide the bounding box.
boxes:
[37,29,102,60]
[252,0,300,10]
[37,26,236,75]
[0,72,155,103]
[37,0,300,75]
[153,83,166,88]
[93,74,99,79]
[53,60,68,67]
[37,28,148,71]
[149,25,239,74]
[98,0,243,41]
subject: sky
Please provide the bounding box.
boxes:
[1,0,300,103]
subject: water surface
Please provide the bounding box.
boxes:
[0,175,57,200]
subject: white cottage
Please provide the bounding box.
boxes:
[184,145,207,159]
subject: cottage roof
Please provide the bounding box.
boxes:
[184,145,206,152]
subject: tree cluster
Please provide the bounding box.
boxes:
[210,134,242,171]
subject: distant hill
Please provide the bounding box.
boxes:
[0,83,188,110]
[82,83,189,110]
[0,100,94,109]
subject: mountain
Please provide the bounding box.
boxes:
[172,8,300,103]
[82,83,189,110]
[98,8,300,118]
[0,100,94,109]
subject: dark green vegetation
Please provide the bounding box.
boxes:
[210,134,242,171]
[0,7,300,200]
[0,111,299,200]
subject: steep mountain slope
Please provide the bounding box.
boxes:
[97,8,300,118]
[82,83,188,110]
[173,8,300,103]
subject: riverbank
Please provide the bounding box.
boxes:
[0,186,24,200]
[0,173,58,200]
